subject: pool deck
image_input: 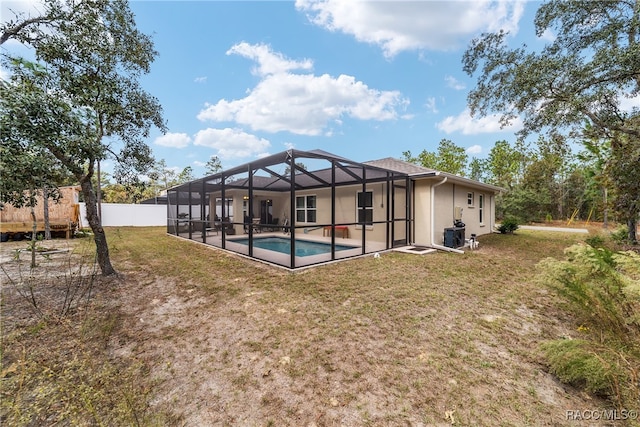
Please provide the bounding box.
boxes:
[176,230,387,268]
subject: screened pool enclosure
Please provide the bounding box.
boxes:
[167,149,411,269]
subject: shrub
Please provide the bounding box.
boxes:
[610,226,631,244]
[584,235,606,249]
[537,244,640,409]
[497,216,520,234]
[541,339,631,400]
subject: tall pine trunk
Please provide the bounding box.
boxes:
[80,179,116,276]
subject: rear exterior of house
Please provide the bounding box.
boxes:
[366,158,501,248]
[167,149,502,269]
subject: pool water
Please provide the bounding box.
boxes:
[231,236,357,257]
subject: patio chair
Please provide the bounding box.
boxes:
[252,217,262,233]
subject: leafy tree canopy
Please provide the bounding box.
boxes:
[204,155,222,176]
[402,138,468,176]
[1,0,166,275]
[463,0,639,140]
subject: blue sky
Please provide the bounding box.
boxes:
[2,1,554,178]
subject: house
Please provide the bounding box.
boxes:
[167,149,502,269]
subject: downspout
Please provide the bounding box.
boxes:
[430,175,464,254]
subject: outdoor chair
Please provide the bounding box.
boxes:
[252,218,262,233]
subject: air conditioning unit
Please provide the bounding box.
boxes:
[444,227,465,249]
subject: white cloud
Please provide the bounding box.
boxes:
[194,76,207,83]
[445,75,465,91]
[425,97,438,113]
[193,127,271,159]
[227,42,313,77]
[538,28,555,42]
[193,160,206,167]
[154,132,192,148]
[436,108,523,135]
[466,145,482,154]
[1,0,46,21]
[620,93,640,113]
[198,43,409,136]
[295,0,525,57]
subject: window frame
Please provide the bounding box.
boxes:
[356,190,374,229]
[295,194,317,223]
[478,194,485,225]
[467,192,475,207]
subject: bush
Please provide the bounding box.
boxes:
[497,217,520,234]
[537,244,640,409]
[610,226,630,244]
[541,339,631,400]
[584,235,606,249]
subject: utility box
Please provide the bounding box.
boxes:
[444,227,465,249]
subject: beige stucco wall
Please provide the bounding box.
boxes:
[207,177,496,244]
[413,180,433,246]
[413,178,496,246]
[293,184,391,243]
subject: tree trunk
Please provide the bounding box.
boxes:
[602,187,608,229]
[628,217,638,245]
[30,195,37,269]
[43,185,51,240]
[80,179,116,276]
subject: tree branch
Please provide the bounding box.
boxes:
[0,15,53,46]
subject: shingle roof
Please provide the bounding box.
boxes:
[364,157,436,175]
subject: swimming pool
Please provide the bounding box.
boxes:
[231,236,357,257]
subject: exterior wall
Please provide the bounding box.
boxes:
[197,176,497,247]
[292,184,390,242]
[432,181,495,245]
[411,178,497,247]
[413,180,433,246]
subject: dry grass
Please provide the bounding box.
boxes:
[2,226,628,426]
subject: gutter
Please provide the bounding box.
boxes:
[430,175,464,254]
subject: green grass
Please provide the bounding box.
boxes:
[3,226,637,426]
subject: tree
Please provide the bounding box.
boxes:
[578,125,613,228]
[608,125,640,243]
[0,137,63,267]
[284,162,307,176]
[402,139,468,176]
[177,166,194,184]
[205,155,223,176]
[468,157,487,182]
[463,0,639,237]
[1,0,166,275]
[485,140,527,190]
[464,0,639,140]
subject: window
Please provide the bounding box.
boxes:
[296,195,316,223]
[479,194,484,224]
[467,192,474,206]
[357,191,373,226]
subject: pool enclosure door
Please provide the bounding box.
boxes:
[392,183,408,247]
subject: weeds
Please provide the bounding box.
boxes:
[538,244,640,410]
[1,243,98,320]
[0,239,170,426]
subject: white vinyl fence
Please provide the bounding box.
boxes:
[79,203,166,227]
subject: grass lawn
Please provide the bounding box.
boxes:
[1,226,628,426]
